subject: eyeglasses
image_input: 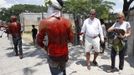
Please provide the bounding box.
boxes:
[117,17,122,19]
[90,13,96,16]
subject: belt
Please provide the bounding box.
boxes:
[86,34,99,39]
[92,35,99,38]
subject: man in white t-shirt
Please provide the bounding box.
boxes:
[79,9,104,70]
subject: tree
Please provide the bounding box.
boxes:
[123,0,134,17]
[0,4,47,22]
[63,0,114,19]
[63,0,115,45]
[0,8,8,21]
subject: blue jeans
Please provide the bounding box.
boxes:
[48,57,67,75]
[12,36,23,55]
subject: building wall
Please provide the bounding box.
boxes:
[127,10,134,56]
[19,13,47,32]
[19,12,75,32]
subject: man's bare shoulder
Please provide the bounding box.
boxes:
[39,17,57,30]
[9,22,17,26]
[61,17,71,27]
[40,17,57,24]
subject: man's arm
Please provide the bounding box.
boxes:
[98,20,104,42]
[8,24,12,34]
[36,20,47,52]
[67,20,74,44]
[17,23,23,35]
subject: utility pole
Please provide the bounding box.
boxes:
[42,5,44,19]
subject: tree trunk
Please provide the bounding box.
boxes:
[73,14,81,45]
[123,0,133,17]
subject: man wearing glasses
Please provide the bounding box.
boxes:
[79,9,104,70]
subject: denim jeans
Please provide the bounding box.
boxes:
[111,46,125,70]
[124,40,128,55]
[12,36,23,55]
[48,57,66,75]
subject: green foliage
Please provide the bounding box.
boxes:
[0,4,47,22]
[63,0,115,19]
[62,0,115,45]
[0,0,115,22]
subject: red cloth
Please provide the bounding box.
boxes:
[37,17,74,57]
[8,22,21,37]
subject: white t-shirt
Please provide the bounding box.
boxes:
[111,21,131,40]
[81,18,104,41]
[111,21,131,32]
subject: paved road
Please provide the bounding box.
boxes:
[0,33,134,75]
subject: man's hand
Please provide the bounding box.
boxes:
[100,39,104,44]
[79,33,84,46]
[43,46,48,52]
[80,40,84,46]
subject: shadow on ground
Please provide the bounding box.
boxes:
[23,67,36,75]
[6,43,48,60]
[67,45,85,67]
[67,45,112,67]
[6,47,14,50]
[100,46,111,59]
[75,59,86,66]
[22,43,48,75]
[6,51,15,57]
[98,65,119,73]
[125,56,134,68]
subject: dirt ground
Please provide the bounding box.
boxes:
[22,32,33,44]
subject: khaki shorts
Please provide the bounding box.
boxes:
[85,36,100,52]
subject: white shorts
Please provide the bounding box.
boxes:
[85,36,100,53]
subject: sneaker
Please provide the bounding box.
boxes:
[93,61,98,66]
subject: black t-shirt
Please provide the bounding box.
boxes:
[32,28,37,37]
